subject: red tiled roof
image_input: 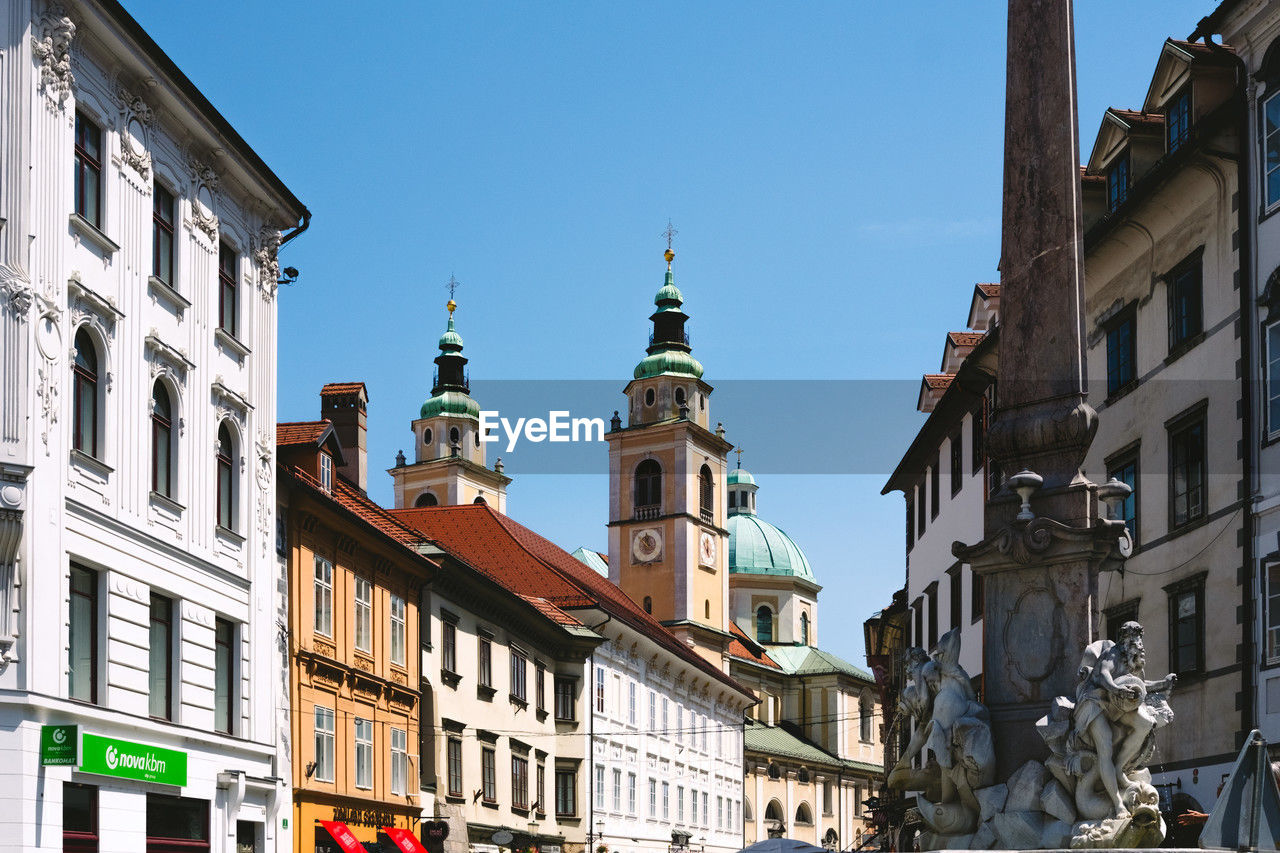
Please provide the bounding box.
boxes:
[727,622,780,670]
[320,382,367,397]
[947,332,985,348]
[1109,108,1163,128]
[277,420,332,447]
[975,283,1000,298]
[393,504,754,698]
[923,374,955,391]
[520,595,585,628]
[284,462,426,548]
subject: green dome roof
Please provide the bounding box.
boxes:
[655,273,684,307]
[438,317,464,350]
[420,390,480,419]
[728,514,815,581]
[633,350,704,380]
[728,468,756,486]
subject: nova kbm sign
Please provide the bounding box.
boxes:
[79,733,187,786]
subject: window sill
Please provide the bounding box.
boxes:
[149,490,184,516]
[481,800,499,810]
[1164,330,1207,366]
[511,695,529,710]
[70,449,113,479]
[554,716,576,725]
[444,794,466,804]
[1166,513,1209,541]
[478,684,497,701]
[215,328,251,359]
[69,213,119,255]
[148,276,190,314]
[216,524,245,545]
[441,669,461,689]
[511,806,530,818]
[536,708,549,723]
[1104,379,1139,406]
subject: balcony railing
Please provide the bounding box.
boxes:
[431,370,470,393]
[634,505,660,520]
[699,508,713,524]
[648,331,691,348]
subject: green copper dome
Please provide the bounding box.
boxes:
[633,350,705,380]
[728,468,756,486]
[728,514,815,581]
[654,269,684,308]
[438,316,464,350]
[420,390,480,419]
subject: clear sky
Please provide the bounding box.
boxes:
[121,0,1218,666]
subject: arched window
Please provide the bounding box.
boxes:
[795,803,813,825]
[415,492,438,507]
[644,388,655,406]
[72,329,99,456]
[216,423,235,531]
[151,382,173,497]
[823,829,839,850]
[860,695,873,742]
[675,387,686,407]
[699,465,713,518]
[704,599,711,619]
[449,426,460,445]
[743,798,753,821]
[635,459,661,511]
[643,596,652,614]
[756,605,773,644]
[800,612,809,646]
[765,799,783,819]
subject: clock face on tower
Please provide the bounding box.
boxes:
[699,531,717,566]
[631,527,663,564]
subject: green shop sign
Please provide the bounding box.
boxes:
[40,725,78,766]
[79,733,187,786]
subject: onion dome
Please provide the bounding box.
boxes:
[421,299,481,420]
[633,249,704,380]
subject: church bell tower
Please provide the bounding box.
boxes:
[606,245,733,667]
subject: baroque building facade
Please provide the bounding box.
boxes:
[0,2,306,852]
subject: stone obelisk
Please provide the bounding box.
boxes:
[953,0,1129,781]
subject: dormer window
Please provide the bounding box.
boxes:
[1167,89,1191,153]
[320,452,333,492]
[1107,153,1129,212]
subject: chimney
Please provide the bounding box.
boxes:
[320,382,368,493]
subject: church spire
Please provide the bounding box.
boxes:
[634,240,703,381]
[431,299,469,396]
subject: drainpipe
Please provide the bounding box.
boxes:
[279,208,311,248]
[589,651,596,853]
[1200,31,1258,748]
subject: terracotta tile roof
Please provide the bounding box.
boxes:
[285,462,426,547]
[922,374,955,391]
[1109,108,1164,128]
[519,595,585,627]
[727,622,781,669]
[393,504,754,698]
[947,332,985,348]
[320,381,367,397]
[277,420,333,447]
[975,283,1000,298]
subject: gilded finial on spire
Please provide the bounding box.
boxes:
[446,273,461,316]
[661,220,678,269]
[735,447,744,469]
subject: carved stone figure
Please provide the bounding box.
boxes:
[32,6,76,101]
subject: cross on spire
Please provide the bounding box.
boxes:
[735,447,744,469]
[661,220,678,252]
[446,273,461,300]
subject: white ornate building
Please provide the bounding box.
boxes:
[0,2,307,851]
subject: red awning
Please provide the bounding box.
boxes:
[317,821,365,853]
[384,827,429,853]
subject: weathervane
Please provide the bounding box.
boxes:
[446,273,461,315]
[661,220,678,268]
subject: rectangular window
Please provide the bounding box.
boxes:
[702,792,709,827]
[972,404,985,472]
[447,737,463,797]
[555,768,576,817]
[648,778,657,816]
[536,762,546,813]
[925,581,939,650]
[69,564,98,704]
[74,112,102,228]
[218,243,238,337]
[1269,563,1280,664]
[314,556,333,637]
[717,795,724,830]
[1168,577,1205,675]
[595,666,605,713]
[536,662,546,712]
[649,690,657,729]
[1267,91,1280,208]
[948,565,962,631]
[478,635,492,687]
[930,453,941,519]
[823,780,833,815]
[595,765,606,809]
[1106,309,1136,395]
[149,593,173,720]
[63,782,98,853]
[354,718,373,789]
[390,594,406,666]
[512,755,529,809]
[555,676,575,721]
[1105,599,1140,644]
[628,772,637,814]
[613,769,623,812]
[1267,322,1280,437]
[1107,152,1129,211]
[678,785,685,821]
[314,706,335,782]
[1107,452,1139,545]
[662,697,669,736]
[152,183,175,285]
[628,680,637,724]
[214,617,235,735]
[511,649,528,701]
[320,453,333,493]
[971,567,984,622]
[950,430,963,496]
[912,596,924,648]
[1169,413,1206,529]
[906,496,915,551]
[1167,88,1191,152]
[354,576,372,653]
[442,618,457,673]
[481,747,497,803]
[676,707,683,744]
[391,727,407,796]
[691,789,698,825]
[145,794,209,848]
[663,781,670,819]
[1168,253,1203,351]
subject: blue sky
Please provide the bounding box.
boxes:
[123,0,1217,665]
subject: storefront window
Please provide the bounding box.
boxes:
[63,783,98,853]
[146,794,209,851]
